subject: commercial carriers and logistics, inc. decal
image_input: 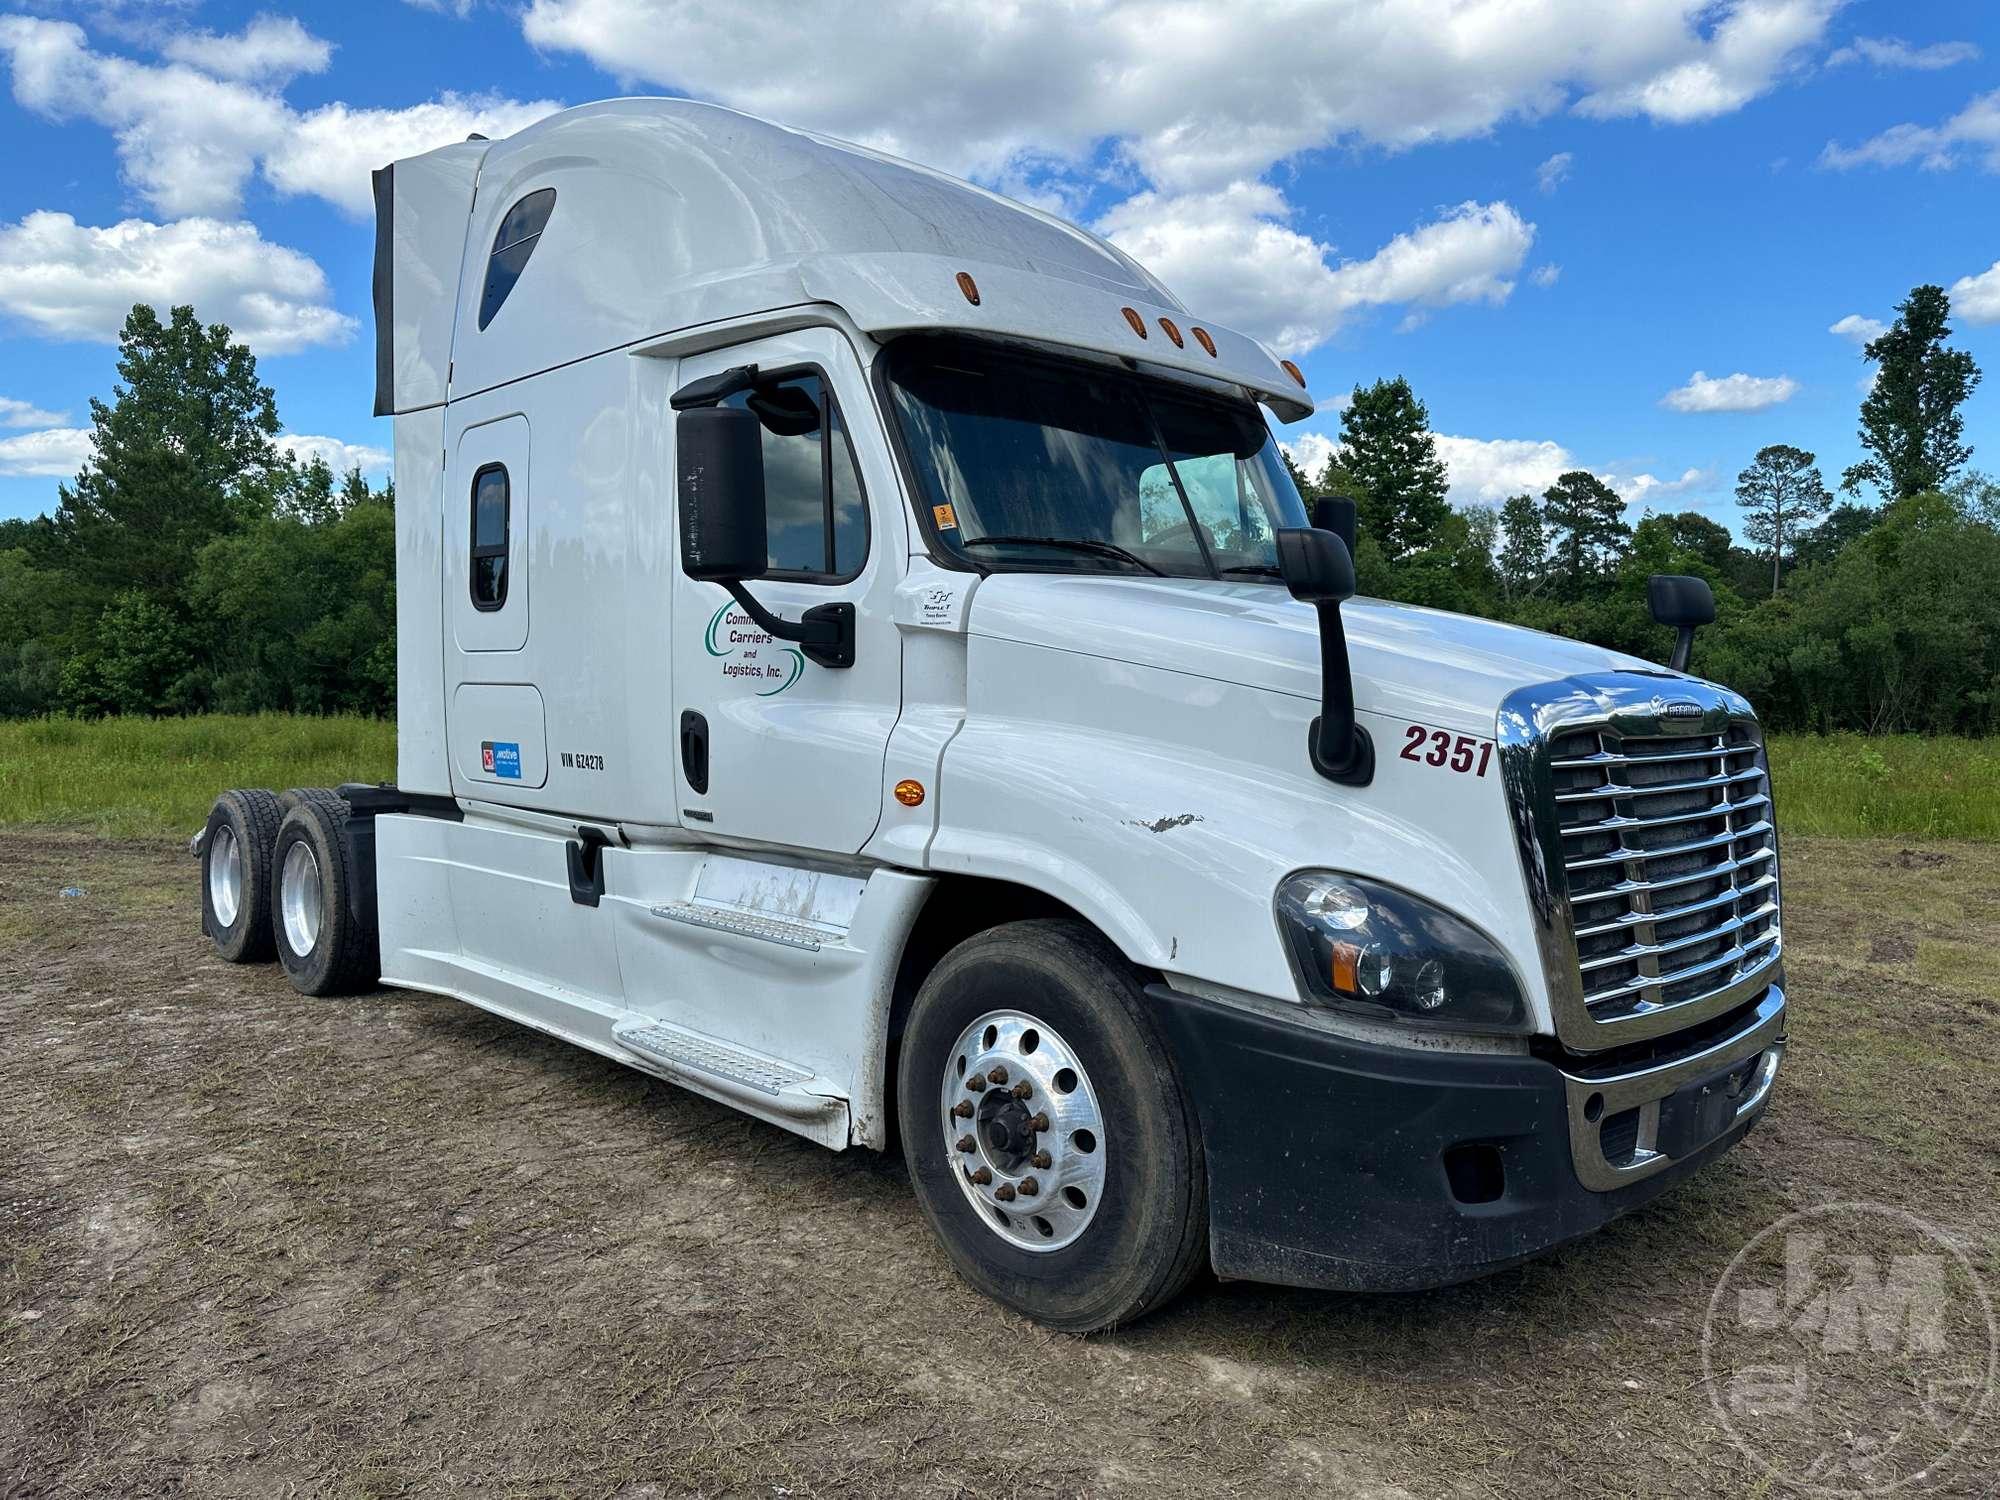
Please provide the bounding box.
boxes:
[705,601,805,696]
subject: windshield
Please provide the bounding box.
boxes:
[883,338,1310,580]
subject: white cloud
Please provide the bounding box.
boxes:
[1536,151,1573,193]
[522,0,1840,192]
[266,94,565,216]
[279,434,391,476]
[1575,0,1837,123]
[0,212,354,354]
[1661,369,1799,412]
[1950,260,2000,326]
[160,15,332,82]
[0,425,92,478]
[1433,434,1577,505]
[1531,262,1561,288]
[0,16,560,218]
[1616,466,1710,505]
[0,396,69,429]
[1100,188,1534,353]
[1820,88,2000,172]
[1279,431,1342,481]
[1828,312,1885,343]
[1826,36,1980,71]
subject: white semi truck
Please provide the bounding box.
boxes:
[198,99,1785,1331]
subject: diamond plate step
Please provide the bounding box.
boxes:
[611,1021,815,1097]
[647,900,836,951]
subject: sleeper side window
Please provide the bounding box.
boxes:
[470,463,509,610]
[478,188,556,331]
[719,372,868,580]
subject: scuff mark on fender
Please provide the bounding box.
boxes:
[1129,813,1204,834]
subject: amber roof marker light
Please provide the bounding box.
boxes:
[1280,359,1307,388]
[1191,326,1217,357]
[1158,317,1184,348]
[1120,306,1149,338]
[955,271,981,306]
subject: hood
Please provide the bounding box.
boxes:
[966,574,1668,733]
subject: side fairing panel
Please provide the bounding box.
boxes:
[394,407,449,796]
[930,636,1554,1028]
[374,143,486,416]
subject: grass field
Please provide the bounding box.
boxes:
[0,715,1994,841]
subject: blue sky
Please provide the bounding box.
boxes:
[1,0,1996,536]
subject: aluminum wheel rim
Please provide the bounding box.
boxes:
[208,824,242,928]
[280,840,323,957]
[940,1010,1106,1253]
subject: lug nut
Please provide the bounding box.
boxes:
[987,1066,1009,1085]
[1018,1177,1039,1197]
[952,1100,974,1119]
[1011,1081,1033,1100]
[1032,1150,1052,1170]
[956,1134,976,1153]
[969,1166,992,1186]
[994,1184,1017,1202]
[966,1075,987,1093]
[1029,1112,1049,1133]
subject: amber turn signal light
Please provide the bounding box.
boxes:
[1120,306,1149,338]
[1191,326,1217,357]
[955,271,980,306]
[1280,359,1307,387]
[894,779,926,807]
[1157,317,1184,348]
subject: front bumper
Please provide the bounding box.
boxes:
[1150,982,1785,1292]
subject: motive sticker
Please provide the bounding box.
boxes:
[704,600,805,696]
[481,740,523,779]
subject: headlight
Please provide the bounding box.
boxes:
[1275,872,1529,1033]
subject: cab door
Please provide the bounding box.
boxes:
[670,328,904,853]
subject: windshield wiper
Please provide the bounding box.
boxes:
[1217,563,1283,578]
[959,535,1168,577]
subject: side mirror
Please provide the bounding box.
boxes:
[1276,525,1356,603]
[1275,527,1372,786]
[1647,574,1715,674]
[675,402,854,670]
[677,405,768,583]
[1310,495,1358,558]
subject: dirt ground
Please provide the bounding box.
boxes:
[3,828,1997,1498]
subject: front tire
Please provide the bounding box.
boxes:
[272,791,378,996]
[202,789,283,962]
[898,919,1207,1331]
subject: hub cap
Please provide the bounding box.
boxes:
[207,824,241,928]
[280,840,323,957]
[939,1011,1106,1252]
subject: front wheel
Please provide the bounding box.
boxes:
[898,919,1207,1331]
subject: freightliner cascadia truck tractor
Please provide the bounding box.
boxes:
[196,99,1785,1331]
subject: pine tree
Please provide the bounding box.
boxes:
[1735,444,1831,592]
[1497,492,1547,599]
[1842,285,1982,499]
[1540,471,1629,593]
[1333,377,1450,559]
[38,305,281,606]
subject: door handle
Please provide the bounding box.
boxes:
[680,710,709,795]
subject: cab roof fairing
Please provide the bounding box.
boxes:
[371,97,1314,421]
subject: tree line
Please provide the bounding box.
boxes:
[1,289,1994,733]
[1284,284,1998,734]
[0,306,394,717]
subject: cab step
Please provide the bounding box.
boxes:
[646,899,842,951]
[611,1018,822,1101]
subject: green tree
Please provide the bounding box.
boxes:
[1332,377,1450,559]
[37,304,282,608]
[1540,471,1629,594]
[1497,492,1546,601]
[1842,285,1982,499]
[1735,444,1831,592]
[1788,501,1877,572]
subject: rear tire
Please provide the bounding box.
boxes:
[202,789,283,963]
[898,919,1207,1331]
[271,791,379,996]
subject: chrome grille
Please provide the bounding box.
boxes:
[1549,722,1780,1020]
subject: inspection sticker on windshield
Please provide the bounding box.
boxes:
[932,504,959,531]
[1399,723,1493,777]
